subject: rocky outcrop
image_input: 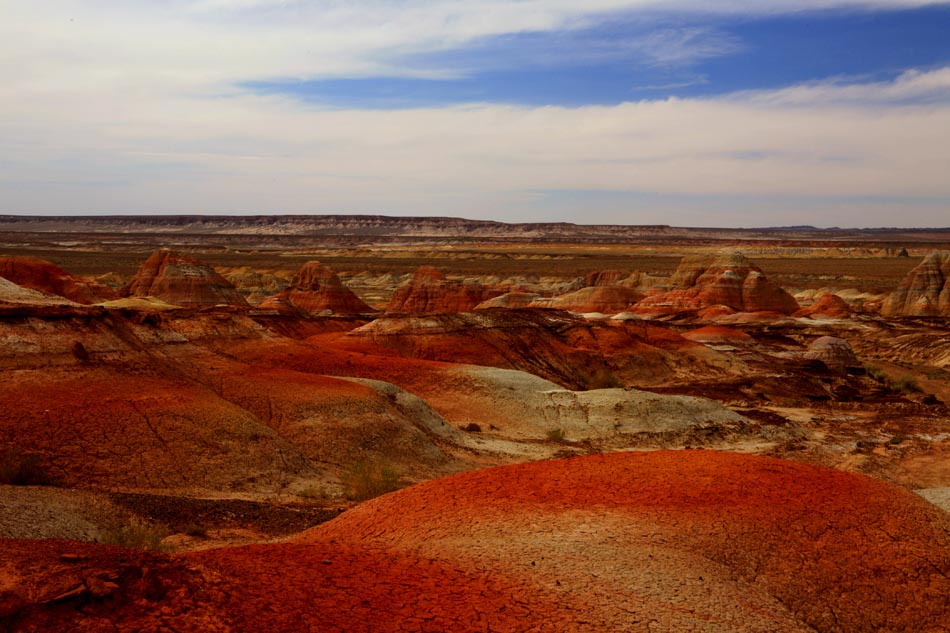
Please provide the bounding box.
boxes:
[0,276,78,307]
[387,266,499,314]
[804,336,860,369]
[121,250,249,308]
[633,253,799,316]
[0,256,116,304]
[794,293,852,319]
[881,251,950,317]
[528,286,644,314]
[475,291,542,310]
[258,261,374,316]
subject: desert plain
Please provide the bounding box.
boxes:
[0,215,948,632]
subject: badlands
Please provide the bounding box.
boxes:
[1,216,949,632]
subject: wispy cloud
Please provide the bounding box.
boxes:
[1,1,949,225]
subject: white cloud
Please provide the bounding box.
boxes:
[1,1,949,225]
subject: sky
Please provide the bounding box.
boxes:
[2,1,949,228]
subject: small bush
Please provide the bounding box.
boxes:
[182,523,209,538]
[462,423,482,433]
[546,428,567,443]
[0,450,57,486]
[865,363,887,382]
[100,518,170,551]
[342,459,402,502]
[891,375,922,394]
[298,484,328,500]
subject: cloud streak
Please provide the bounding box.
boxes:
[1,1,949,225]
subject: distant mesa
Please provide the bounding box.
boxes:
[259,261,374,316]
[633,252,799,317]
[0,255,116,304]
[387,266,500,314]
[881,251,950,317]
[793,293,852,319]
[121,249,249,308]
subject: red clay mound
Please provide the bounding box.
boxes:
[302,451,950,632]
[882,251,950,317]
[794,292,852,318]
[634,252,799,317]
[258,261,374,316]
[5,452,947,631]
[386,266,499,314]
[121,249,248,308]
[0,256,116,304]
[0,368,311,490]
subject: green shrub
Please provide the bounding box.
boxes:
[100,518,170,551]
[546,428,567,443]
[342,459,402,502]
[891,375,922,394]
[0,450,57,486]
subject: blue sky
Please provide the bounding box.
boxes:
[248,6,950,108]
[1,1,949,227]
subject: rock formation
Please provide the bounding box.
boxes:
[0,256,116,304]
[804,336,860,369]
[0,276,78,307]
[634,252,799,316]
[528,285,644,314]
[121,249,249,308]
[258,261,374,316]
[794,293,852,319]
[881,251,950,317]
[475,291,542,310]
[387,266,499,314]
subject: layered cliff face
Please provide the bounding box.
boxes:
[386,266,499,314]
[0,256,116,304]
[121,249,249,308]
[634,253,799,316]
[881,251,950,317]
[528,285,644,314]
[259,261,373,316]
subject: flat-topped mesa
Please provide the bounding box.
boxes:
[387,266,500,314]
[258,261,374,316]
[634,252,799,316]
[881,251,950,317]
[0,256,116,304]
[121,249,249,308]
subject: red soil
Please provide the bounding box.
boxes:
[683,324,757,346]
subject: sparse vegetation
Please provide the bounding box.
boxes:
[891,375,922,394]
[298,484,329,500]
[546,427,567,443]
[342,458,402,502]
[0,450,57,486]
[182,523,209,538]
[100,518,170,551]
[462,422,482,433]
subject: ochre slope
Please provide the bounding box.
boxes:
[302,450,950,633]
